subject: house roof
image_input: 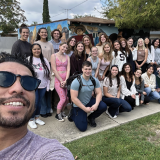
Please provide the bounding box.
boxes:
[68,16,115,24]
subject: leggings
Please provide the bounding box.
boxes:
[55,72,68,110]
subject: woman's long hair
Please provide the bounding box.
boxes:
[144,37,151,53]
[107,65,120,88]
[36,27,48,41]
[119,38,130,56]
[103,42,113,62]
[74,41,86,61]
[66,37,76,54]
[96,33,109,46]
[121,63,133,83]
[30,43,50,79]
[113,40,126,57]
[134,68,142,87]
[151,38,160,48]
[136,38,145,50]
[82,35,93,50]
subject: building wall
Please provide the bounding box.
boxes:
[0,37,17,53]
[18,20,69,44]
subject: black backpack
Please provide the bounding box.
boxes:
[66,74,96,102]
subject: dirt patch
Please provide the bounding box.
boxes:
[147,125,160,146]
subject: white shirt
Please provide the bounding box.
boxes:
[141,72,156,91]
[147,45,155,64]
[111,51,126,72]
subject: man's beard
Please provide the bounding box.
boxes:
[0,94,35,128]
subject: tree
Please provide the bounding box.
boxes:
[31,21,38,25]
[42,0,51,23]
[0,0,27,33]
[101,0,160,29]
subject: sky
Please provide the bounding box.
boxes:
[18,0,104,25]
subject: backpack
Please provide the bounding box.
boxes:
[66,74,96,102]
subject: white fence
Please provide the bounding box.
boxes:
[0,37,17,54]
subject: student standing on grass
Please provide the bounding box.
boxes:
[111,40,126,72]
[135,38,148,73]
[134,68,150,105]
[141,65,160,102]
[102,65,132,119]
[82,35,93,59]
[121,63,137,110]
[49,29,62,53]
[0,52,74,160]
[65,37,76,57]
[11,24,31,57]
[96,33,109,55]
[69,61,107,132]
[98,42,113,90]
[87,46,100,78]
[156,65,160,103]
[144,37,155,67]
[51,42,70,122]
[28,43,50,129]
[70,42,86,76]
[35,28,54,118]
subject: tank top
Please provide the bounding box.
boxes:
[99,58,110,71]
[137,50,145,61]
[55,55,68,71]
[89,57,99,76]
[126,80,132,90]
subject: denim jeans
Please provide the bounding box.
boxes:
[144,87,160,101]
[70,97,107,132]
[102,96,132,116]
[40,91,51,115]
[31,88,46,120]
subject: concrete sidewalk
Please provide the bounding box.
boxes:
[28,101,160,144]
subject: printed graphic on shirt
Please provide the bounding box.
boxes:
[120,54,125,61]
[33,63,44,70]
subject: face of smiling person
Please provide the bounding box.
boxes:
[121,41,126,48]
[82,65,92,77]
[0,62,35,128]
[83,38,90,46]
[32,45,41,58]
[114,42,120,50]
[20,29,29,41]
[39,29,48,40]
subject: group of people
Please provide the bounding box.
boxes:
[11,24,160,132]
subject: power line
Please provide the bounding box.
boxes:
[51,0,88,19]
[70,0,88,10]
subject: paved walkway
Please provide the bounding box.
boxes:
[28,101,160,144]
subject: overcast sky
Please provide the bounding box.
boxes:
[18,0,103,25]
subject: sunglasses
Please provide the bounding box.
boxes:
[0,71,41,91]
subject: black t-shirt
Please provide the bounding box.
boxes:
[11,39,31,57]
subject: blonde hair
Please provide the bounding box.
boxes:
[91,46,98,55]
[82,35,93,49]
[136,38,145,50]
[103,42,113,61]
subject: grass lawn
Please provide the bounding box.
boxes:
[65,112,160,160]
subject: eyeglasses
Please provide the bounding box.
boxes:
[0,71,41,91]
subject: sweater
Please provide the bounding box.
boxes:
[111,51,127,72]
[147,45,155,64]
[141,72,156,91]
[49,39,61,53]
[135,80,145,101]
[11,39,31,57]
[154,48,160,65]
[35,41,54,62]
[120,75,137,99]
[70,53,85,76]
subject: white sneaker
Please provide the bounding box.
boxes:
[61,112,68,118]
[35,118,45,125]
[28,120,37,129]
[106,110,117,119]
